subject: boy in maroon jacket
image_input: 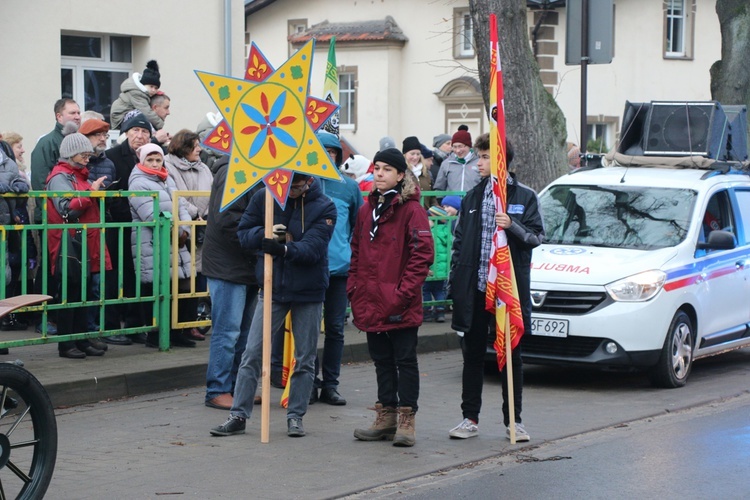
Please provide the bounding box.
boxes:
[348,148,434,447]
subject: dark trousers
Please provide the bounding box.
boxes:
[104,226,136,330]
[315,275,348,389]
[366,327,419,411]
[56,278,94,353]
[461,289,523,426]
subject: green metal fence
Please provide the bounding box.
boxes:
[0,190,173,351]
[0,188,465,352]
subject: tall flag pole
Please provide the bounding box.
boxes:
[322,37,340,138]
[486,14,525,443]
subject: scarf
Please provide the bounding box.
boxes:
[456,151,474,165]
[137,162,169,180]
[370,188,399,241]
[410,163,423,177]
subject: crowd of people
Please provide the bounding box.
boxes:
[2,58,545,446]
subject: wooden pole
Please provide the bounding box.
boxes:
[505,309,516,444]
[260,187,274,443]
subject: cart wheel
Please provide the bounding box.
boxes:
[196,298,212,335]
[0,363,57,499]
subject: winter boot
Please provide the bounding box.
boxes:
[353,403,397,441]
[393,406,416,447]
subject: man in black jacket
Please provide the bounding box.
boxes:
[447,133,544,442]
[203,157,261,410]
[103,114,153,341]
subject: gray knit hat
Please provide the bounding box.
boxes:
[59,133,94,159]
[433,133,451,148]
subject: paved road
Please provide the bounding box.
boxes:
[349,391,750,499]
[38,347,750,499]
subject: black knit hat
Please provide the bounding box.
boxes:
[140,60,161,88]
[121,113,153,135]
[373,148,407,173]
[401,136,421,154]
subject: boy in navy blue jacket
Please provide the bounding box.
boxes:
[210,173,336,438]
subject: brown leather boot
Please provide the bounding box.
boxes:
[393,406,416,447]
[353,403,397,441]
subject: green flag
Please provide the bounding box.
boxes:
[322,37,339,137]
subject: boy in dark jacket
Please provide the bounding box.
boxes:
[448,134,544,442]
[349,148,434,447]
[210,173,336,438]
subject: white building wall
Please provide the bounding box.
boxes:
[246,0,481,159]
[552,0,721,147]
[0,0,245,151]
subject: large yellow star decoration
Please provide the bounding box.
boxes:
[196,40,341,210]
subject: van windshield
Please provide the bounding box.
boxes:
[540,185,696,249]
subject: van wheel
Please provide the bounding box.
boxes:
[648,311,693,388]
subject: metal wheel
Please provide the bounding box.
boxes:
[0,364,57,499]
[649,311,694,388]
[196,298,212,335]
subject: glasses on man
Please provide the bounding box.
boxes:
[289,182,310,193]
[94,132,109,138]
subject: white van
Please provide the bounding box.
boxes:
[524,158,750,387]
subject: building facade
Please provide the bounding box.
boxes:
[246,0,721,159]
[0,0,246,148]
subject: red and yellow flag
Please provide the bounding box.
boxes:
[280,313,295,408]
[486,14,524,371]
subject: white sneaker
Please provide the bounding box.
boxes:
[506,422,530,442]
[449,418,478,439]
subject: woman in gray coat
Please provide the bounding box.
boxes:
[128,143,195,347]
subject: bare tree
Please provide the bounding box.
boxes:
[470,0,567,191]
[710,1,750,113]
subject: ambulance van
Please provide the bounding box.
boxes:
[524,158,750,387]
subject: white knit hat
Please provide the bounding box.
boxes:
[59,133,94,159]
[341,154,371,182]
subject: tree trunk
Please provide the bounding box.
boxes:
[470,0,568,191]
[710,0,750,109]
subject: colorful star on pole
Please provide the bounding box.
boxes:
[196,40,342,210]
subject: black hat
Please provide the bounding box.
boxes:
[401,136,421,154]
[140,60,161,88]
[373,148,407,173]
[121,113,153,136]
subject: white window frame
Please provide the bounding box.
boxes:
[60,32,133,119]
[454,8,475,59]
[339,68,357,131]
[664,0,694,59]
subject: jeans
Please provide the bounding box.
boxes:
[366,327,420,411]
[315,275,348,389]
[460,290,523,426]
[231,295,322,421]
[422,280,446,314]
[205,277,258,401]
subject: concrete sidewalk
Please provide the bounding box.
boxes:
[4,318,460,408]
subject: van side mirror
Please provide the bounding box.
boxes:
[697,229,735,250]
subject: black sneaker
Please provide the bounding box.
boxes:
[210,415,246,436]
[287,418,305,437]
[309,387,318,405]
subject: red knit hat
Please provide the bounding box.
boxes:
[451,129,472,147]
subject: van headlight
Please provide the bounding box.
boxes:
[605,270,666,302]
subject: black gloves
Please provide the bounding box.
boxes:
[262,238,286,257]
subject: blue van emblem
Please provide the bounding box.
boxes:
[550,247,587,256]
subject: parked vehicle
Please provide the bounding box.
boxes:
[520,159,750,387]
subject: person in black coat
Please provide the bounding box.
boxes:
[203,157,262,410]
[448,134,544,442]
[102,114,153,343]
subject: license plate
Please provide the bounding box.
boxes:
[531,317,569,338]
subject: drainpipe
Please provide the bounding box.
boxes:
[224,0,232,75]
